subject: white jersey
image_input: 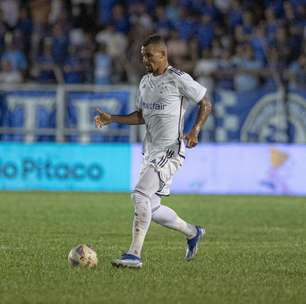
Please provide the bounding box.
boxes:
[136,66,207,159]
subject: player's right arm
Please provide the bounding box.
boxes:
[95,109,144,128]
[96,75,147,128]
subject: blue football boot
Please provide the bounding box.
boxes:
[111,253,142,268]
[185,226,205,261]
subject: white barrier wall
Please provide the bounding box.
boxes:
[132,144,306,195]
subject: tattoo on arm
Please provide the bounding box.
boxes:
[193,96,212,134]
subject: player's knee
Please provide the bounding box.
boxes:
[134,182,147,196]
[132,191,151,213]
[133,180,152,199]
[132,190,149,205]
[132,190,151,225]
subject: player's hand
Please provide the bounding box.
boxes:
[185,128,199,149]
[95,108,112,128]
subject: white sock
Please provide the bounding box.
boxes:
[152,205,197,239]
[128,191,152,257]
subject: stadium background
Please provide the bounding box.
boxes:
[0,0,305,195]
[1,2,306,304]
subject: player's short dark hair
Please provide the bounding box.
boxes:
[142,34,166,47]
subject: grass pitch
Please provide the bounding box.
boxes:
[0,192,305,304]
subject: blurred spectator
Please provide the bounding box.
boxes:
[1,34,27,73]
[264,7,278,43]
[241,10,254,35]
[250,23,267,64]
[51,23,69,65]
[15,7,33,51]
[215,47,234,90]
[129,2,153,32]
[0,59,22,83]
[283,1,296,23]
[96,24,128,59]
[30,8,49,64]
[196,0,220,22]
[196,14,215,49]
[165,0,180,25]
[154,5,171,36]
[167,30,197,74]
[214,0,231,13]
[96,25,128,83]
[111,4,130,34]
[289,54,306,89]
[49,0,65,24]
[72,2,96,32]
[124,24,150,84]
[194,48,218,96]
[94,42,112,85]
[227,0,243,28]
[232,44,263,92]
[167,30,188,67]
[234,25,248,45]
[98,0,116,25]
[265,47,287,88]
[34,38,60,83]
[272,26,291,65]
[288,24,304,61]
[63,46,84,84]
[173,8,196,41]
[0,0,303,87]
[30,0,50,25]
[0,9,9,53]
[69,28,86,47]
[78,32,95,83]
[296,3,306,28]
[0,0,19,28]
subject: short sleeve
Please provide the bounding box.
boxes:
[135,88,142,111]
[178,73,207,103]
[136,75,147,110]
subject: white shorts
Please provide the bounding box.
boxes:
[139,148,184,196]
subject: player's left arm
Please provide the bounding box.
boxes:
[185,95,212,148]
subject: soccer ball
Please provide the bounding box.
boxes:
[68,244,98,268]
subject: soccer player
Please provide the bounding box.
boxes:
[95,34,212,268]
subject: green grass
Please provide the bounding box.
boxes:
[0,192,305,304]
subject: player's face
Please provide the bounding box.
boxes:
[141,44,166,74]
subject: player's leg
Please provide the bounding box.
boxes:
[151,193,205,261]
[112,165,160,268]
[151,193,197,239]
[151,154,206,261]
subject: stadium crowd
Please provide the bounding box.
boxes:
[0,0,305,92]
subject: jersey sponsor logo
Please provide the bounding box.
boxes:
[141,100,166,111]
